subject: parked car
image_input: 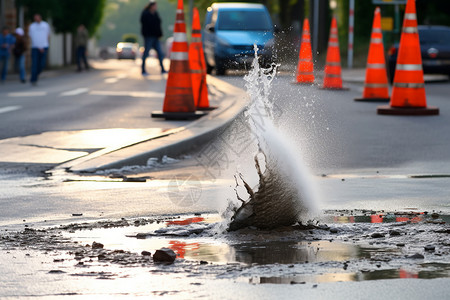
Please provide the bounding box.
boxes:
[387,25,450,82]
[116,42,139,60]
[202,3,275,75]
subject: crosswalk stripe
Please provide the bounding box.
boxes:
[8,91,47,97]
[89,90,164,98]
[60,88,89,96]
[104,78,119,84]
[0,106,21,114]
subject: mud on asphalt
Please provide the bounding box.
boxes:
[1,210,450,294]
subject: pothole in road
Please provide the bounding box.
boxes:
[48,210,450,283]
[1,210,449,287]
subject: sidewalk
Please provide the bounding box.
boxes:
[59,74,248,173]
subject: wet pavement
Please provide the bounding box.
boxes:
[1,59,450,298]
[1,211,449,298]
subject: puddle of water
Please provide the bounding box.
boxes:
[66,222,362,265]
[60,212,450,284]
[253,264,450,284]
[323,211,450,224]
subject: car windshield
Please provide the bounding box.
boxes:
[217,10,272,31]
[419,29,450,45]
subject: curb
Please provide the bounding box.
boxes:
[59,76,247,173]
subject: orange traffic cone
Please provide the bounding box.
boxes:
[189,7,215,111]
[152,0,206,120]
[377,0,438,115]
[295,18,314,84]
[355,7,390,102]
[321,16,348,90]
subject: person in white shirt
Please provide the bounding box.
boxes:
[28,14,50,85]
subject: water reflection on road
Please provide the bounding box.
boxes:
[64,212,450,284]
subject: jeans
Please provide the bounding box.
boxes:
[31,47,48,83]
[14,55,26,81]
[0,54,9,81]
[76,46,89,70]
[142,36,165,73]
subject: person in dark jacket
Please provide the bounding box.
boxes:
[140,1,166,75]
[0,26,16,82]
[13,27,27,83]
[75,24,90,72]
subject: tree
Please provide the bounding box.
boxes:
[19,0,106,35]
[19,0,106,65]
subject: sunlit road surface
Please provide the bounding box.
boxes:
[0,58,193,226]
[0,67,449,227]
[0,58,185,165]
[1,65,450,298]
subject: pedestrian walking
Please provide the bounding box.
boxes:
[0,26,16,82]
[13,27,27,83]
[29,14,50,85]
[75,24,90,72]
[140,0,166,75]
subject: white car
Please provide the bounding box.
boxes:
[116,42,139,60]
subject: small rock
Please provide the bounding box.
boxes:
[424,245,435,251]
[329,228,339,234]
[48,270,66,274]
[389,230,401,236]
[371,232,385,238]
[136,233,147,239]
[431,213,439,219]
[92,242,104,249]
[141,251,151,256]
[407,253,424,259]
[153,248,177,263]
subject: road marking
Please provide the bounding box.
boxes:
[60,88,89,96]
[0,105,21,114]
[8,91,47,97]
[104,78,119,83]
[89,90,164,98]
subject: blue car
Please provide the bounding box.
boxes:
[202,3,275,75]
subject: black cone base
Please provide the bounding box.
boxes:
[377,106,439,116]
[354,97,390,103]
[151,111,207,120]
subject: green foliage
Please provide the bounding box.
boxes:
[19,0,106,35]
[122,33,138,43]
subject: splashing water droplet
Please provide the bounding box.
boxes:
[228,48,319,231]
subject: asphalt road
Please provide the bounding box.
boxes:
[0,59,184,140]
[222,72,450,175]
[1,61,449,226]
